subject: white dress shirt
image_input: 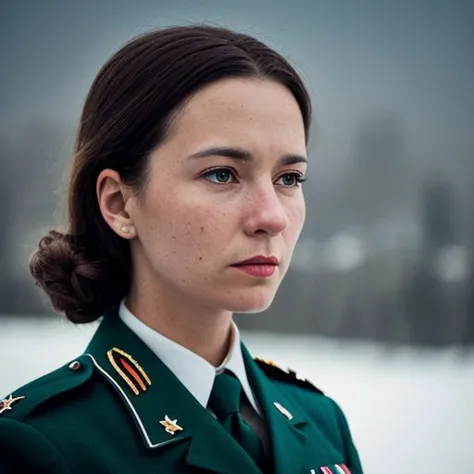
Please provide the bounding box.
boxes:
[118,299,262,415]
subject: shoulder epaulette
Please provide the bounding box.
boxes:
[254,357,324,395]
[0,354,94,421]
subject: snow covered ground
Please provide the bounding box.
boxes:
[1,317,473,473]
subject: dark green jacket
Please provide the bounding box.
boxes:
[0,313,363,473]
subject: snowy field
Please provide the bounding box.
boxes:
[1,316,473,474]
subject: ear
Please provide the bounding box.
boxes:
[96,169,137,239]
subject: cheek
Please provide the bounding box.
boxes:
[152,196,232,255]
[288,196,306,237]
[183,206,235,247]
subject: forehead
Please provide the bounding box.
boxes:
[168,78,306,149]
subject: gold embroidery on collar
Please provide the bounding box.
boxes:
[107,347,152,396]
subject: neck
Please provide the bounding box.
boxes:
[127,280,233,367]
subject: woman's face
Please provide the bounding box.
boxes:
[127,78,307,313]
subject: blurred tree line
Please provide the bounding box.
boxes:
[1,115,473,347]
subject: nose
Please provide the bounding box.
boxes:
[242,184,290,237]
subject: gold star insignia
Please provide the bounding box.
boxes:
[159,415,183,436]
[0,395,25,415]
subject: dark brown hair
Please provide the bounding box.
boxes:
[29,25,312,323]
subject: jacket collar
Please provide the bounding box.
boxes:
[84,311,261,474]
[241,347,341,473]
[241,344,314,474]
[83,311,325,474]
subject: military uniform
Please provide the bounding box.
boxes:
[0,304,363,474]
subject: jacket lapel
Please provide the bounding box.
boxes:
[85,313,260,474]
[242,344,329,474]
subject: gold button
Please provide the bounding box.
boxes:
[68,361,81,371]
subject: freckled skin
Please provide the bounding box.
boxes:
[126,78,307,318]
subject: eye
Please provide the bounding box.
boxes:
[275,172,307,187]
[202,167,238,184]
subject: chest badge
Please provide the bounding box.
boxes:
[160,415,183,436]
[0,395,25,415]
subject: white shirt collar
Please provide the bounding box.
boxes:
[118,299,261,414]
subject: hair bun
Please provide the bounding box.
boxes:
[29,230,105,323]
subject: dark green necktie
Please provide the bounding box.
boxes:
[209,370,264,469]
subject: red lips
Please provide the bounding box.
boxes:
[232,255,279,266]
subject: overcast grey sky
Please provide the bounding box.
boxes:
[1,0,473,170]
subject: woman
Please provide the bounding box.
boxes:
[0,26,362,474]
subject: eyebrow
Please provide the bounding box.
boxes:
[187,146,308,166]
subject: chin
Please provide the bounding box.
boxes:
[223,288,277,314]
